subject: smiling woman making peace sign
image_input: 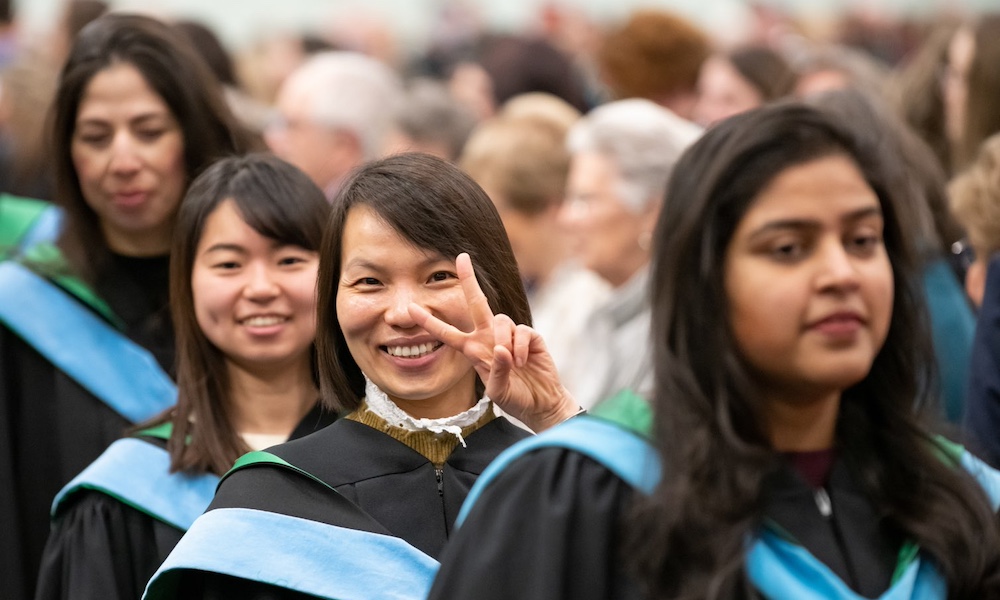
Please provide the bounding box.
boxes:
[144,152,581,600]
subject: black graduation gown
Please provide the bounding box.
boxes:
[426,446,904,600]
[34,406,337,600]
[160,413,530,599]
[965,254,1000,468]
[0,253,173,600]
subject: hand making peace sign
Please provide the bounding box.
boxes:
[407,253,582,432]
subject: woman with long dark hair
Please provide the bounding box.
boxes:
[427,103,1000,599]
[144,152,580,599]
[0,14,253,598]
[36,153,334,599]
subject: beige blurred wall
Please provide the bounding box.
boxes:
[13,0,997,56]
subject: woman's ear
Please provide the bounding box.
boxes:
[966,258,986,307]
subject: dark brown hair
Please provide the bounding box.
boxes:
[627,103,1000,598]
[172,19,237,87]
[49,13,253,283]
[808,87,962,256]
[315,152,531,412]
[161,153,328,475]
[955,15,1000,173]
[727,46,795,102]
[889,20,959,176]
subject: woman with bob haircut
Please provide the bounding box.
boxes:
[37,153,335,599]
[144,152,582,600]
[427,103,1000,599]
[0,13,254,598]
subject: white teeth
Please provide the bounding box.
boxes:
[386,343,439,358]
[243,316,286,327]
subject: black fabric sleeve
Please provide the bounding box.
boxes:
[34,491,183,600]
[170,571,320,600]
[0,325,133,600]
[965,255,1000,468]
[427,447,642,600]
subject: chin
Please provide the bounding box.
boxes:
[814,367,873,393]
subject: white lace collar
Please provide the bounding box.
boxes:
[363,376,490,447]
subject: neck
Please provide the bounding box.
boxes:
[102,224,173,257]
[226,357,317,436]
[764,389,840,452]
[602,252,648,289]
[524,216,570,289]
[390,394,477,420]
[385,374,479,420]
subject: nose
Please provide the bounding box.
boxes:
[108,131,142,175]
[384,284,418,328]
[816,241,860,292]
[558,196,587,230]
[264,122,287,157]
[244,263,280,301]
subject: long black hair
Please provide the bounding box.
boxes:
[626,102,1000,598]
[158,153,328,475]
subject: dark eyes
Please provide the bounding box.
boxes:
[77,133,109,145]
[770,241,804,261]
[847,234,881,254]
[136,129,165,141]
[76,129,166,146]
[352,272,454,286]
[429,271,455,282]
[765,231,882,263]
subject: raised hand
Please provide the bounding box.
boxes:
[408,253,580,432]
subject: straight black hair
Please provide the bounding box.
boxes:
[154,153,328,475]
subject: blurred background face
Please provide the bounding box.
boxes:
[560,151,650,287]
[71,62,186,255]
[479,183,558,286]
[265,81,342,192]
[693,56,763,127]
[793,69,850,98]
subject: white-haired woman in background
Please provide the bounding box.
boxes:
[558,99,702,409]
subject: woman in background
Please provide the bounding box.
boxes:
[0,14,252,598]
[693,45,795,127]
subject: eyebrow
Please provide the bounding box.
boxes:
[202,243,247,254]
[76,112,171,128]
[748,206,883,238]
[341,253,451,272]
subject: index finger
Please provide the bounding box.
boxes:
[456,253,495,332]
[408,303,469,350]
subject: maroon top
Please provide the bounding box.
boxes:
[783,448,836,489]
